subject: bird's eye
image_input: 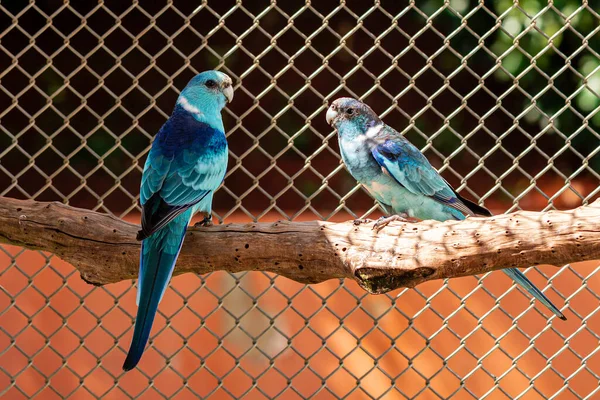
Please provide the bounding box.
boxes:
[205,80,217,88]
[346,108,355,116]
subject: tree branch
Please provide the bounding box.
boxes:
[0,196,599,294]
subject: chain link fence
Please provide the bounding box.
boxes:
[1,0,600,398]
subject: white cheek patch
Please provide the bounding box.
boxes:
[178,96,204,116]
[365,124,383,140]
[355,124,384,144]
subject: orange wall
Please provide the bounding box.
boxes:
[0,212,598,399]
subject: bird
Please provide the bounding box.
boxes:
[123,70,234,371]
[326,97,566,321]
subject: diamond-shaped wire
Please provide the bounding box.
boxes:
[0,1,599,399]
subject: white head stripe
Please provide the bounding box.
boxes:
[178,96,203,116]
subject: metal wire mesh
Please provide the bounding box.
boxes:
[1,1,600,398]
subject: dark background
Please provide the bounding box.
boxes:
[0,0,598,220]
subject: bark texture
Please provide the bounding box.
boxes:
[0,196,599,294]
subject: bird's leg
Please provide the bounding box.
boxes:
[194,212,213,228]
[353,218,373,226]
[372,213,411,233]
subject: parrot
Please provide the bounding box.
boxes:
[326,97,566,320]
[123,70,234,371]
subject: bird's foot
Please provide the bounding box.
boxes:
[353,218,373,226]
[372,213,411,233]
[194,214,213,228]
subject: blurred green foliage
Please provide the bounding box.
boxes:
[449,0,600,168]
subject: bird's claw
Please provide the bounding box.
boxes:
[372,214,410,233]
[194,214,213,228]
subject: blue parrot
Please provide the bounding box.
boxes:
[123,71,234,371]
[326,97,566,320]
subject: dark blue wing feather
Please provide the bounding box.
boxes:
[370,130,483,217]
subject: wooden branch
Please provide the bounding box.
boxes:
[0,196,599,294]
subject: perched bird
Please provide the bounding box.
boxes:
[123,71,234,371]
[326,97,566,320]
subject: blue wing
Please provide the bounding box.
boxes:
[370,131,490,217]
[137,123,228,240]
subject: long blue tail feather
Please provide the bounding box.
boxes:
[123,216,189,371]
[502,268,566,320]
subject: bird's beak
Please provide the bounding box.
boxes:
[223,85,234,103]
[326,106,338,126]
